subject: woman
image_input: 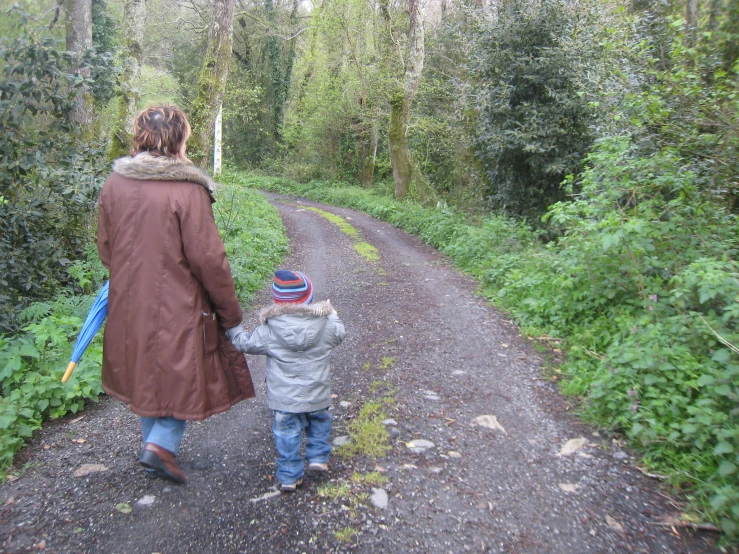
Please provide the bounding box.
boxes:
[97,105,255,484]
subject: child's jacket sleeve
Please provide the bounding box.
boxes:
[238,325,271,355]
[326,314,346,348]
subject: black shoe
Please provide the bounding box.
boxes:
[139,443,187,485]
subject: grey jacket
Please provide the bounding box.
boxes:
[228,301,346,413]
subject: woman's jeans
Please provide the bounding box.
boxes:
[140,416,187,456]
[272,408,332,484]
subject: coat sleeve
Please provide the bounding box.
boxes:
[240,325,271,355]
[325,314,346,348]
[180,186,243,329]
[97,191,111,270]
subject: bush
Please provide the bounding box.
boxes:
[0,316,104,473]
[471,0,601,223]
[0,24,117,333]
[213,177,290,303]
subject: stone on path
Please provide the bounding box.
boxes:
[472,415,507,434]
[451,370,466,375]
[606,515,626,534]
[558,483,578,493]
[339,401,351,408]
[448,451,462,458]
[406,439,435,453]
[136,495,156,506]
[382,419,398,426]
[250,491,281,503]
[73,464,108,477]
[558,437,589,457]
[333,435,351,447]
[191,458,213,470]
[370,487,388,510]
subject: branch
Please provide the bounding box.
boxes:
[650,520,721,532]
[235,11,312,41]
[700,315,739,355]
[49,0,65,30]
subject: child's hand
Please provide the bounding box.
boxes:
[225,325,249,352]
[327,298,338,316]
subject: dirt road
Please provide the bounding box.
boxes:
[0,194,720,553]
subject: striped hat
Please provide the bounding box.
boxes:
[272,270,313,304]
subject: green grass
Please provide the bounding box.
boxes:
[214,178,290,303]
[316,481,352,500]
[334,526,358,543]
[301,205,380,263]
[353,242,380,262]
[304,206,360,238]
[351,471,387,486]
[337,401,393,460]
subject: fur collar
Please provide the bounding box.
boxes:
[113,152,215,194]
[259,300,335,324]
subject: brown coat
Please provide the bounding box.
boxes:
[97,153,255,420]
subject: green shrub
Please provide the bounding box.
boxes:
[214,178,290,303]
[471,0,600,222]
[0,316,104,473]
[0,22,117,333]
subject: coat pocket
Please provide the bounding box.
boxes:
[202,311,219,356]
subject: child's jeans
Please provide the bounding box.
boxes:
[272,408,332,485]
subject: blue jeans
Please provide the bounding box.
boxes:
[272,408,332,485]
[140,416,187,456]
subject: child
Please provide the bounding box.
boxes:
[226,270,346,492]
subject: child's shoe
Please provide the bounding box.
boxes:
[308,462,328,473]
[280,478,303,492]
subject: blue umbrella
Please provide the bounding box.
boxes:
[62,280,109,383]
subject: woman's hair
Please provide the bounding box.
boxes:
[130,105,191,159]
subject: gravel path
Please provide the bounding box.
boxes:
[0,194,721,553]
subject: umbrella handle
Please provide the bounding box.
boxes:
[61,361,76,383]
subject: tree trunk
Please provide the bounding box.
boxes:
[191,0,236,169]
[389,0,425,200]
[110,0,146,159]
[708,0,722,32]
[65,0,93,132]
[265,0,282,142]
[389,89,412,198]
[360,119,379,186]
[686,0,699,47]
[213,104,223,175]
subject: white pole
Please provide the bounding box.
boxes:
[213,104,223,177]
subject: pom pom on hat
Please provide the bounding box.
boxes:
[272,270,313,304]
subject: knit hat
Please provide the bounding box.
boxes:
[272,270,313,304]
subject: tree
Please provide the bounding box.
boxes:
[65,0,94,130]
[385,0,425,200]
[472,0,598,223]
[110,0,146,158]
[190,0,236,168]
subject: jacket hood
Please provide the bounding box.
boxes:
[259,300,335,324]
[260,300,335,351]
[113,152,215,195]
